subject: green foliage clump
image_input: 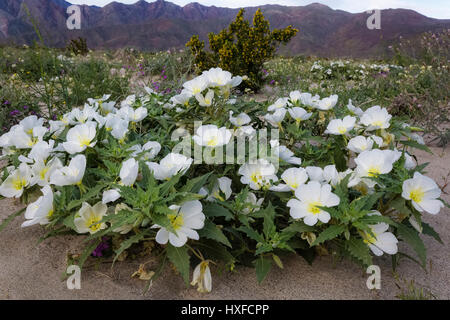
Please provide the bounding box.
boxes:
[186,9,298,90]
[66,37,89,56]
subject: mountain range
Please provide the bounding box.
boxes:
[0,0,449,57]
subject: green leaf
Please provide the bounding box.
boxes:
[113,232,146,264]
[238,225,265,243]
[198,220,232,248]
[166,244,190,286]
[272,254,284,269]
[203,203,234,221]
[0,207,25,232]
[194,240,234,264]
[346,238,373,267]
[67,184,106,211]
[312,225,346,246]
[282,221,315,234]
[254,255,272,284]
[399,140,432,154]
[396,223,427,267]
[390,197,412,216]
[359,214,397,227]
[422,222,443,244]
[78,239,102,270]
[181,172,212,193]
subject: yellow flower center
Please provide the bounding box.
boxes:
[13,177,27,190]
[79,135,91,147]
[86,216,102,232]
[250,171,262,184]
[338,126,347,134]
[372,121,383,127]
[207,136,219,147]
[367,166,381,177]
[47,209,54,219]
[308,201,322,215]
[204,98,211,105]
[410,188,425,203]
[362,230,377,244]
[168,213,184,231]
[40,167,49,180]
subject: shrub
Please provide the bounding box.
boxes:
[66,37,89,56]
[186,9,298,91]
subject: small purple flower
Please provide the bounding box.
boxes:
[10,110,21,116]
[270,80,275,85]
[23,105,29,110]
[92,237,110,257]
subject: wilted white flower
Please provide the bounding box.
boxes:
[191,261,212,293]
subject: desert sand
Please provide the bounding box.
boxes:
[0,146,449,300]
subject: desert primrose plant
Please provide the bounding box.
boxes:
[0,67,448,293]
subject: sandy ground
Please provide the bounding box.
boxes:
[0,146,449,300]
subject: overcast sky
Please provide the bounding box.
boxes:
[67,0,450,19]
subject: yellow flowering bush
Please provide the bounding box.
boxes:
[186,9,298,90]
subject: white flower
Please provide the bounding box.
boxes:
[153,200,205,247]
[238,159,278,190]
[287,181,340,226]
[202,67,233,87]
[268,97,289,112]
[195,90,214,107]
[347,99,363,116]
[229,111,251,127]
[360,105,392,131]
[102,189,121,204]
[199,177,232,201]
[299,93,320,107]
[19,115,45,134]
[63,122,97,154]
[193,125,232,147]
[21,185,54,227]
[171,91,192,107]
[120,94,136,108]
[120,158,139,186]
[28,140,55,162]
[354,149,398,187]
[191,261,212,293]
[306,166,324,182]
[146,153,192,181]
[316,94,338,110]
[242,192,264,214]
[323,165,340,186]
[270,167,308,192]
[361,211,398,256]
[288,107,312,123]
[0,163,32,198]
[270,140,301,165]
[50,154,86,186]
[140,141,161,160]
[11,125,47,149]
[264,108,286,127]
[326,116,356,135]
[74,202,108,234]
[347,136,374,153]
[30,157,63,187]
[289,90,302,105]
[117,106,147,122]
[402,172,444,215]
[183,75,209,95]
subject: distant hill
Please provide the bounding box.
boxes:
[1,0,449,58]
